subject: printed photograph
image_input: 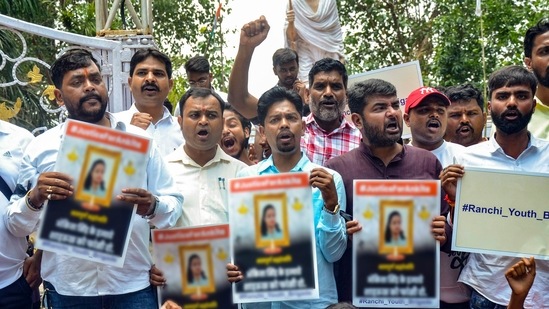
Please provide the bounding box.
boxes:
[254,193,290,253]
[76,145,121,209]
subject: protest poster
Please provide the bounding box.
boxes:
[228,172,318,303]
[152,224,235,309]
[453,167,549,258]
[353,180,440,308]
[347,61,423,139]
[36,119,150,267]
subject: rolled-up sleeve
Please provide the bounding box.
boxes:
[146,145,183,228]
[4,150,45,237]
[316,171,347,263]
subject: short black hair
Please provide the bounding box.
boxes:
[348,79,397,115]
[444,84,484,109]
[224,103,252,133]
[184,55,210,74]
[129,49,172,78]
[272,48,299,67]
[524,17,549,58]
[308,58,348,89]
[257,87,303,125]
[178,87,225,116]
[488,66,537,100]
[51,49,100,89]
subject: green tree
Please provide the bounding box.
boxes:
[338,0,548,90]
[50,0,234,105]
[0,0,58,132]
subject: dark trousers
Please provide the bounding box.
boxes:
[0,274,33,309]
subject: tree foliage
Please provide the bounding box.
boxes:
[338,0,548,90]
[0,0,58,131]
[153,0,233,104]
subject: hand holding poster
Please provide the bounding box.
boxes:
[228,173,318,303]
[453,167,549,258]
[353,180,440,308]
[152,224,235,309]
[36,119,150,267]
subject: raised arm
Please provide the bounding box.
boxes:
[227,16,270,119]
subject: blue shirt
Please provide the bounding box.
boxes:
[238,153,347,309]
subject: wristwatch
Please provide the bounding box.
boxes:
[323,203,340,215]
[142,195,159,219]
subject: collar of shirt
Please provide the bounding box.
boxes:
[488,131,540,156]
[304,113,356,133]
[56,112,125,139]
[358,141,407,165]
[167,145,233,168]
[535,95,549,109]
[256,152,310,174]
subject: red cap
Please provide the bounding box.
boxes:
[405,87,451,114]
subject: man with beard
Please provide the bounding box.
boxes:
[166,88,247,227]
[403,87,470,308]
[441,65,549,308]
[226,87,347,308]
[114,49,184,157]
[4,49,183,306]
[524,18,549,139]
[302,58,361,166]
[230,17,361,166]
[444,84,487,147]
[325,79,451,302]
[220,104,254,165]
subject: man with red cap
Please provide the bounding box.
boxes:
[404,86,469,309]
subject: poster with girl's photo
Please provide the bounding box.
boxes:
[352,180,440,308]
[152,224,235,309]
[36,119,150,267]
[228,172,318,304]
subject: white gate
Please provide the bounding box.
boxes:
[0,13,156,133]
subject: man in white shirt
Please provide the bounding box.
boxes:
[4,49,183,307]
[166,88,247,227]
[0,120,37,309]
[403,86,469,309]
[442,65,549,308]
[443,84,487,147]
[114,49,184,157]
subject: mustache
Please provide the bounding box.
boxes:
[141,83,159,91]
[501,108,522,118]
[319,98,339,105]
[79,93,102,105]
[457,123,474,133]
[276,130,294,139]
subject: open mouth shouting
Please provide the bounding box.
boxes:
[457,124,473,136]
[426,119,441,132]
[320,98,338,109]
[221,136,238,154]
[142,83,159,95]
[502,109,520,121]
[385,120,400,134]
[197,128,210,141]
[277,130,294,144]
